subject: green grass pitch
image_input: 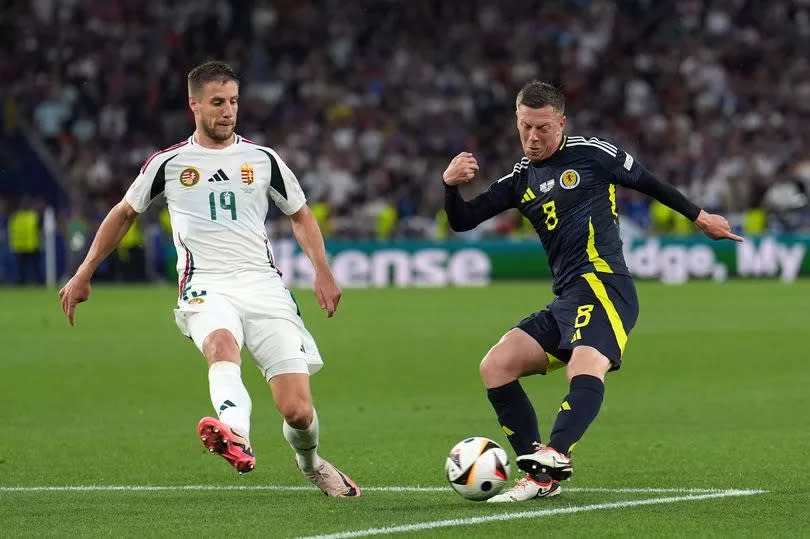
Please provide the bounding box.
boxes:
[1,281,809,537]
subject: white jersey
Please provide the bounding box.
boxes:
[124,134,306,292]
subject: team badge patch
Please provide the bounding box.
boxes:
[560,169,580,189]
[241,163,255,185]
[179,167,200,187]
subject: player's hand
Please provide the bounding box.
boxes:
[58,275,91,326]
[442,152,479,186]
[313,271,341,317]
[695,210,744,242]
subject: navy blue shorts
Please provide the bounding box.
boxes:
[516,272,639,372]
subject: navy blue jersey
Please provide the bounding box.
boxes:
[445,135,699,294]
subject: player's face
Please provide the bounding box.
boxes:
[190,80,239,143]
[516,105,566,161]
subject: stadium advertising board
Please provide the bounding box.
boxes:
[273,236,809,287]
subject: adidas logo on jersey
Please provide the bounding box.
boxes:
[521,180,555,204]
[208,169,231,182]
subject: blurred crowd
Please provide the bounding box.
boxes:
[2,0,810,282]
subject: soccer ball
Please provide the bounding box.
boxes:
[445,437,510,500]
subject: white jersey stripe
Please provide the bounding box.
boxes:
[566,141,617,157]
[566,136,618,155]
[590,140,618,153]
[497,172,515,183]
[498,159,530,182]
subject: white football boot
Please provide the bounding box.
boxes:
[301,459,361,497]
[516,444,573,481]
[487,473,560,503]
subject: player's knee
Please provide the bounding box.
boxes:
[280,403,313,429]
[480,347,516,386]
[202,330,240,364]
[567,346,611,381]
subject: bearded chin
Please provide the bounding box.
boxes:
[203,122,234,142]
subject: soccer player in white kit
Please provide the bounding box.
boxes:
[58,61,360,497]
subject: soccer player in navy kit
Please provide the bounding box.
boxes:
[443,81,742,502]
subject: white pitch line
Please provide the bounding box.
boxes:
[298,489,767,539]
[0,485,736,494]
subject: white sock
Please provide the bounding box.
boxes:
[208,361,252,440]
[283,408,322,473]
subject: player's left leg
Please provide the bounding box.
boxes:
[517,346,610,480]
[242,300,359,498]
[518,273,638,481]
[550,346,611,455]
[270,373,360,497]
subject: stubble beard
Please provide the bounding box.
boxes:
[202,121,235,142]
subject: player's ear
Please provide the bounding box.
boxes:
[188,94,198,114]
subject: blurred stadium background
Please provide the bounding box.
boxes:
[2,0,809,286]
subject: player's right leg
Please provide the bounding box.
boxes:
[479,325,561,501]
[480,326,551,461]
[175,294,255,473]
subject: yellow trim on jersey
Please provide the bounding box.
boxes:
[609,184,618,219]
[521,187,537,204]
[582,272,628,354]
[587,217,613,273]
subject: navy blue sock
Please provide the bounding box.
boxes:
[548,375,605,455]
[486,380,541,456]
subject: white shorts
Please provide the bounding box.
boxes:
[173,272,323,380]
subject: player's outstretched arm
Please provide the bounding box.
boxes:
[289,204,341,317]
[58,199,138,325]
[623,167,742,242]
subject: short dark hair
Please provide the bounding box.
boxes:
[516,81,565,114]
[187,61,239,96]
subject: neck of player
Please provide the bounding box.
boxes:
[194,131,235,150]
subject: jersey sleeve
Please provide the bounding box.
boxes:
[261,148,306,215]
[593,140,701,221]
[443,165,519,232]
[124,152,177,213]
[593,141,645,186]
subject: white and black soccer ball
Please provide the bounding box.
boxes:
[445,437,510,501]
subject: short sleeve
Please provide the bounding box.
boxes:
[259,148,306,215]
[124,152,178,213]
